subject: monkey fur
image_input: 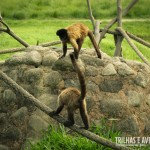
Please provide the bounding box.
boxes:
[56,23,101,59]
[51,53,89,129]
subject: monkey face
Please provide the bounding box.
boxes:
[56,29,68,42]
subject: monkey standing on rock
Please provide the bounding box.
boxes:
[56,23,102,59]
[51,53,89,129]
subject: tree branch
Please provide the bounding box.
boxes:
[94,21,101,44]
[100,28,150,48]
[0,40,61,54]
[86,0,95,30]
[98,0,139,44]
[0,20,30,47]
[114,0,123,57]
[116,27,150,67]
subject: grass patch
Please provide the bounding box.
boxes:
[0,0,150,19]
[0,19,150,61]
[26,119,121,150]
[26,119,150,150]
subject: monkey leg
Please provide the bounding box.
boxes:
[77,39,84,53]
[64,109,75,127]
[51,105,64,115]
[79,103,89,129]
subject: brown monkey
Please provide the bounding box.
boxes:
[51,53,89,129]
[56,23,101,59]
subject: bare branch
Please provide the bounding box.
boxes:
[0,40,61,54]
[100,28,150,49]
[0,19,30,47]
[94,21,100,44]
[126,32,150,48]
[99,0,139,44]
[86,0,95,30]
[116,27,150,67]
[0,20,10,31]
[114,0,123,57]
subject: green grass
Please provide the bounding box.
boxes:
[26,120,150,150]
[26,119,121,150]
[0,19,150,62]
[0,0,150,19]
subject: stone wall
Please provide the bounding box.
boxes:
[0,46,150,150]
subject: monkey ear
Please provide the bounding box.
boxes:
[56,29,67,36]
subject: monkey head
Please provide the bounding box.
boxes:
[56,29,68,42]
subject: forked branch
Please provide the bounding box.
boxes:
[0,19,30,47]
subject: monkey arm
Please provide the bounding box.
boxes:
[70,38,79,59]
[59,42,67,59]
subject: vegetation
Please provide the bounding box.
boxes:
[27,120,150,150]
[0,0,150,19]
[27,119,121,150]
[0,19,150,61]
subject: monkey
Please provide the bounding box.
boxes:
[56,23,102,59]
[51,53,89,129]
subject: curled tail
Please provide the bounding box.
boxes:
[70,53,86,101]
[88,31,102,59]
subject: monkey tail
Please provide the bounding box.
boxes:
[88,31,102,59]
[70,53,86,101]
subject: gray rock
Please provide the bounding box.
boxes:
[33,108,58,125]
[85,65,99,76]
[28,115,49,132]
[127,90,142,107]
[134,72,149,88]
[24,51,42,67]
[38,94,58,110]
[24,68,44,84]
[5,52,26,65]
[25,46,49,52]
[4,126,21,140]
[52,56,73,71]
[81,54,104,67]
[7,70,18,82]
[114,62,135,76]
[3,89,16,104]
[102,63,117,76]
[99,79,123,93]
[17,65,33,82]
[11,107,28,126]
[87,81,100,93]
[5,50,42,67]
[117,116,140,136]
[43,71,63,89]
[42,50,59,66]
[99,96,128,117]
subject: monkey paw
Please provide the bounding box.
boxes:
[64,120,74,127]
[80,126,89,130]
[50,111,57,116]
